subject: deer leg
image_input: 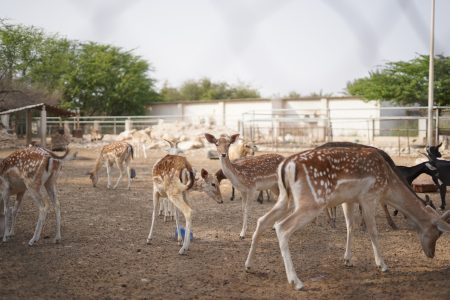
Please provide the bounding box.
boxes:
[147,189,160,244]
[2,190,11,241]
[10,191,24,237]
[174,206,182,245]
[382,204,397,230]
[275,204,322,291]
[230,186,235,201]
[239,190,257,239]
[45,180,61,243]
[169,193,193,255]
[125,161,132,190]
[359,199,388,272]
[105,162,112,189]
[257,191,264,204]
[27,187,49,246]
[245,187,290,271]
[342,203,354,266]
[113,160,124,189]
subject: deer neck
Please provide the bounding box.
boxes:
[219,154,243,186]
[91,155,104,174]
[385,180,435,230]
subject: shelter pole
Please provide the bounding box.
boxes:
[41,105,47,147]
[25,110,32,146]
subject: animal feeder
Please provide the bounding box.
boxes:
[413,183,438,193]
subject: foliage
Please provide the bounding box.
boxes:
[62,43,159,115]
[0,20,160,115]
[160,78,260,101]
[347,55,450,106]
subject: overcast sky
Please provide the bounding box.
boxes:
[2,0,450,97]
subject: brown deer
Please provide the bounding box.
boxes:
[147,154,223,255]
[1,146,69,245]
[87,141,134,189]
[205,133,284,239]
[244,146,450,291]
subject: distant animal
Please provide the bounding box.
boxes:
[87,141,134,189]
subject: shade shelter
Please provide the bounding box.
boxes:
[0,103,74,147]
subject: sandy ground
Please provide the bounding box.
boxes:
[1,146,450,300]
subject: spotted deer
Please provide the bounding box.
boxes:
[1,146,69,245]
[87,141,134,190]
[205,133,284,239]
[245,146,450,291]
[147,154,223,255]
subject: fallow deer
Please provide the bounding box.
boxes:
[146,154,223,255]
[87,141,134,190]
[245,146,450,291]
[1,146,69,245]
[205,133,284,239]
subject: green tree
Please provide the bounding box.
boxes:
[347,55,450,106]
[161,77,260,101]
[62,42,159,115]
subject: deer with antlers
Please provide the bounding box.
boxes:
[87,141,134,190]
[147,154,223,255]
[244,146,450,291]
[205,133,284,239]
[1,146,69,245]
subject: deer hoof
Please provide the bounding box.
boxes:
[239,235,245,240]
[290,278,305,291]
[178,248,188,255]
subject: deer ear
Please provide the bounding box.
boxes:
[201,168,208,179]
[204,133,217,144]
[230,134,240,144]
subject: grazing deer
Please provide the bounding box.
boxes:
[205,133,284,239]
[87,141,134,190]
[146,154,223,255]
[1,147,69,245]
[245,146,450,291]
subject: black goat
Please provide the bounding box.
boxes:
[426,143,450,209]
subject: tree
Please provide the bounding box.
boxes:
[346,55,450,106]
[161,78,260,101]
[1,21,160,115]
[62,42,159,115]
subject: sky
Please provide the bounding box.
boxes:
[2,0,450,97]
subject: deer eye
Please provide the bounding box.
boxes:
[211,183,216,187]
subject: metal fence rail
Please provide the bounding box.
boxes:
[16,105,450,152]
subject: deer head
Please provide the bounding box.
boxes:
[197,168,223,204]
[204,133,239,158]
[87,171,99,187]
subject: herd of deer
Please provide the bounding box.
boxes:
[1,134,450,291]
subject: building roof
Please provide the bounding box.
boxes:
[0,103,74,117]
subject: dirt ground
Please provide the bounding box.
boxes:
[1,146,450,300]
